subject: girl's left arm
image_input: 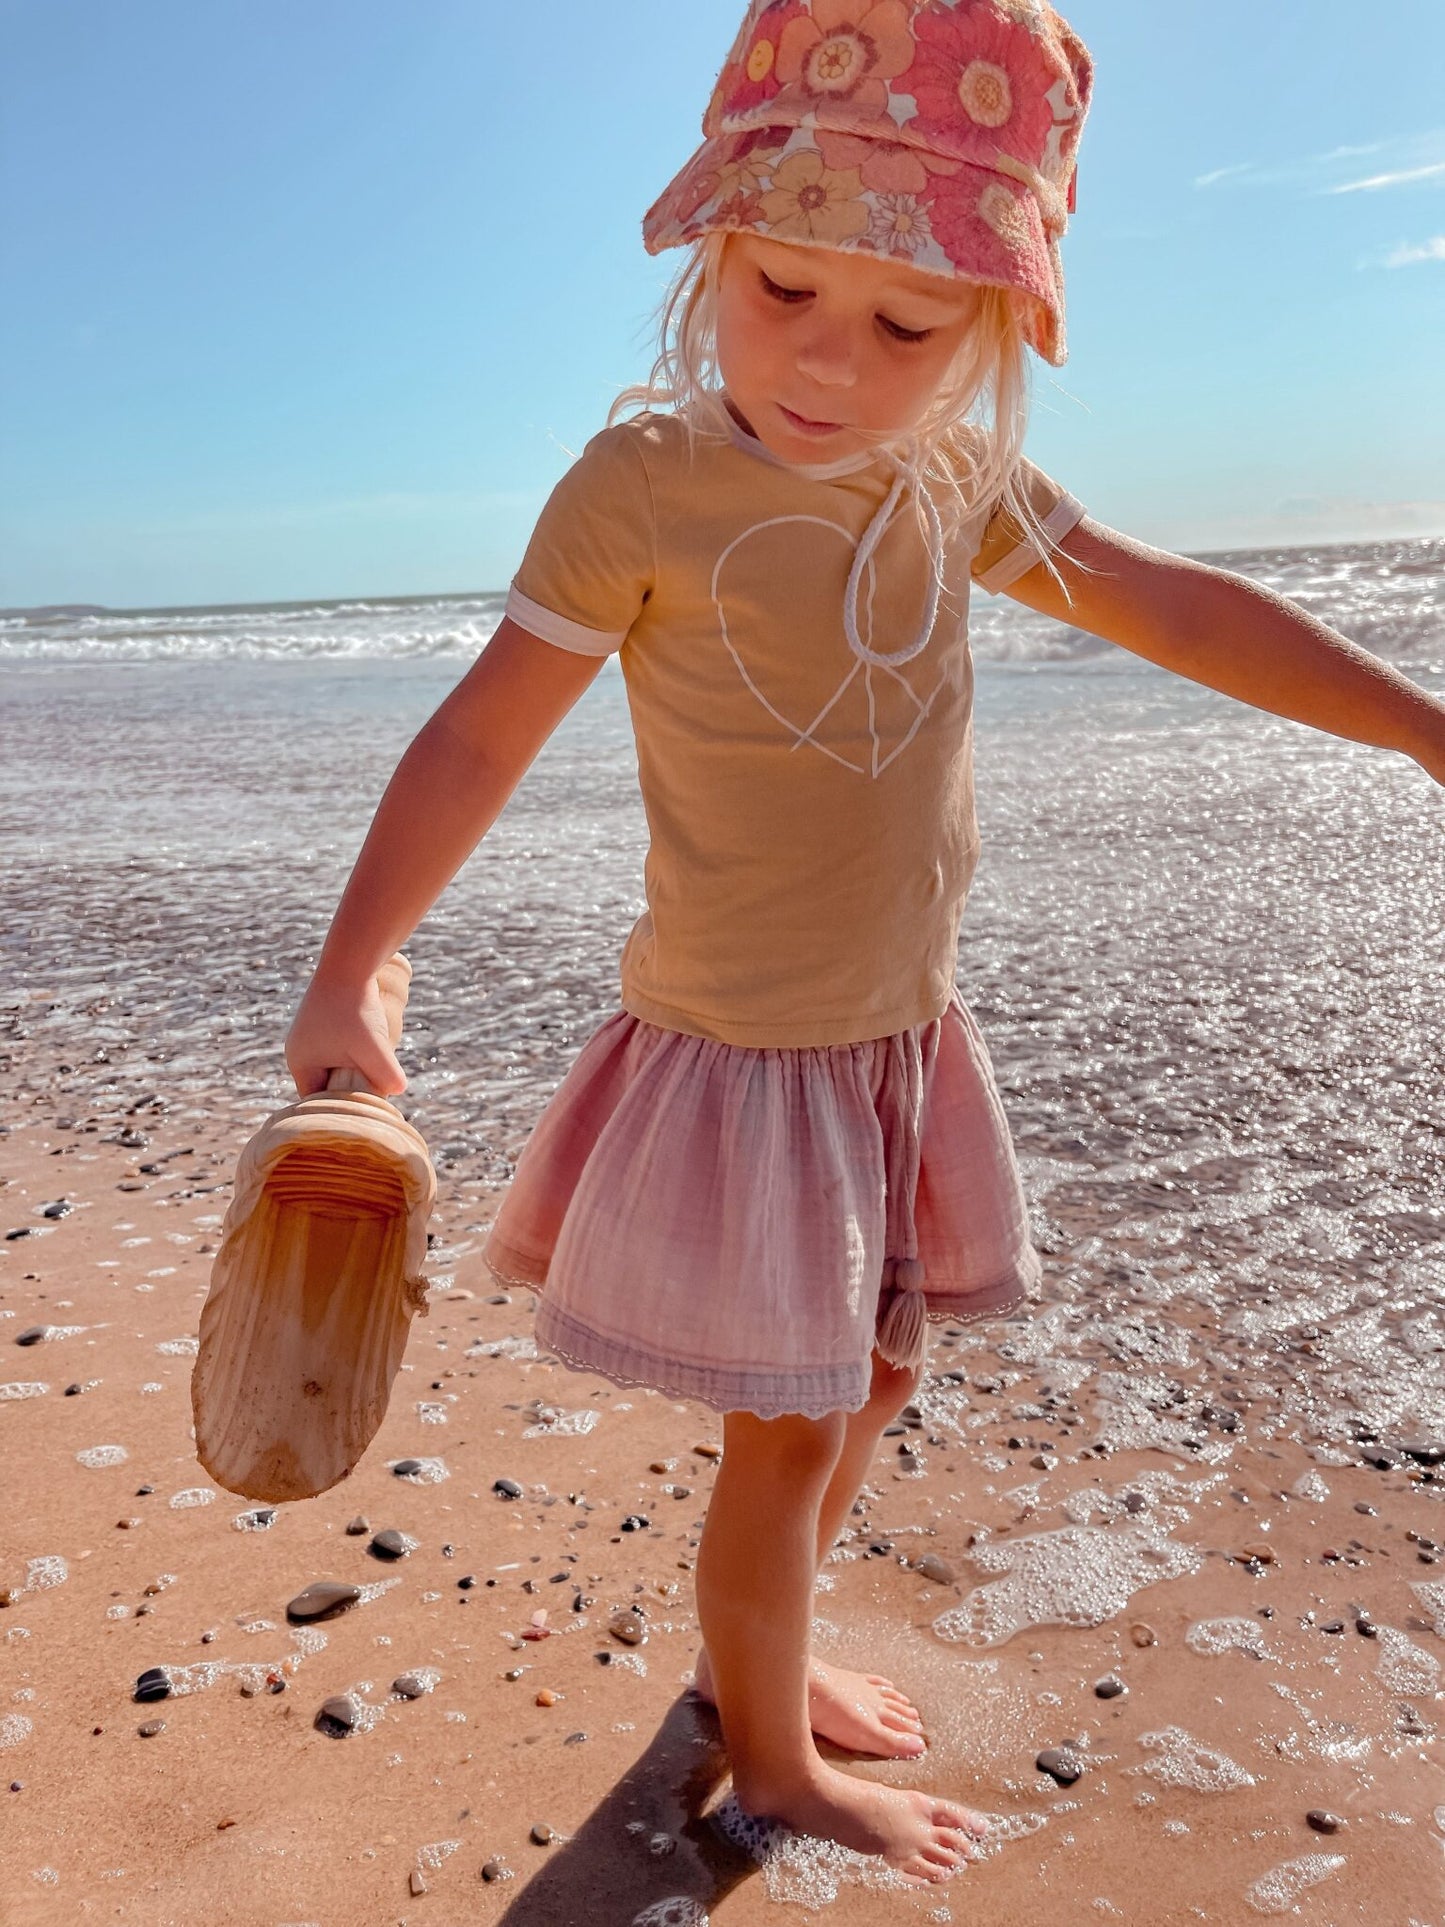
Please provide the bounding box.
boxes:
[1005,516,1445,786]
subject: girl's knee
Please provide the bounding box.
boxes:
[722,1406,847,1479]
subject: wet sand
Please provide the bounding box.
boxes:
[3,1084,1442,1926]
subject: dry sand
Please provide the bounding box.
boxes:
[3,1094,1443,1927]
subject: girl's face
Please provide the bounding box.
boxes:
[714,231,982,466]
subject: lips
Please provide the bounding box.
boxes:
[779,404,846,434]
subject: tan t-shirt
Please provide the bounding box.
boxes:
[506,408,1086,1047]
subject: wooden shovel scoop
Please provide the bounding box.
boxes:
[191,954,436,1502]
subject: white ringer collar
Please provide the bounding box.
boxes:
[718,397,891,482]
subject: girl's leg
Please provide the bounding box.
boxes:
[696,1400,987,1883]
[694,1349,931,1755]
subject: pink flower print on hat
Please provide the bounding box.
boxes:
[774,0,917,117]
[907,5,1057,161]
[715,0,808,114]
[815,126,964,198]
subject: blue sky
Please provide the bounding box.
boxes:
[3,0,1443,610]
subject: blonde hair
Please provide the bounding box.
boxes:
[610,232,1081,608]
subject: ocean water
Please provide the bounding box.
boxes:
[4,534,1444,1421]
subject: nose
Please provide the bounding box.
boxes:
[794,314,859,390]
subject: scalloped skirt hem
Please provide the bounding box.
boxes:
[478,986,1043,1420]
[483,1259,1033,1420]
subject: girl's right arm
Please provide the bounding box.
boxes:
[284,617,606,1097]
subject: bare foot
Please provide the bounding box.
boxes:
[692,1646,928,1759]
[732,1757,989,1886]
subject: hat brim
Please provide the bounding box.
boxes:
[643,126,1068,368]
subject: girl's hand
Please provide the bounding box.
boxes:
[284,971,407,1100]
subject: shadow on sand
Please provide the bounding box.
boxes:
[495,1687,762,1926]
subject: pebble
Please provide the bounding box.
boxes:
[480,1859,506,1881]
[914,1554,956,1585]
[1036,1747,1084,1785]
[1240,1543,1275,1565]
[137,1719,165,1738]
[1129,1623,1157,1648]
[620,1514,650,1531]
[133,1668,170,1704]
[493,1478,523,1500]
[1094,1675,1127,1699]
[64,1383,82,1397]
[536,1688,561,1707]
[286,1581,361,1624]
[368,1529,413,1561]
[345,1516,370,1536]
[409,1869,427,1897]
[608,1608,647,1646]
[530,1823,554,1845]
[315,1696,360,1736]
[1306,1810,1345,1834]
[693,1442,722,1459]
[392,1458,424,1477]
[392,1674,430,1700]
[14,1327,48,1347]
[1356,1616,1378,1638]
[41,1200,71,1219]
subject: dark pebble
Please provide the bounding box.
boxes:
[619,1514,649,1531]
[8,1782,20,1793]
[914,1554,956,1585]
[41,1201,71,1219]
[64,1383,82,1397]
[133,1668,171,1704]
[458,1574,476,1589]
[1037,1747,1083,1785]
[14,1326,47,1346]
[137,1719,165,1738]
[6,1229,33,1243]
[392,1673,430,1699]
[493,1478,523,1500]
[1360,1448,1401,1470]
[285,1581,362,1624]
[1355,1616,1379,1638]
[1321,1619,1345,1634]
[391,1458,424,1477]
[1397,1439,1445,1466]
[314,1695,360,1736]
[368,1529,412,1561]
[1306,1810,1345,1834]
[1094,1675,1127,1699]
[481,1858,506,1881]
[241,1508,276,1530]
[135,1485,154,1496]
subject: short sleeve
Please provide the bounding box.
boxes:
[505,425,656,656]
[970,458,1088,595]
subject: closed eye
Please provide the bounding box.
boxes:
[881,316,933,344]
[759,268,811,304]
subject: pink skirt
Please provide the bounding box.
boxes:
[481,986,1041,1420]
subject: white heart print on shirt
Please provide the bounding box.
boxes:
[710,510,969,779]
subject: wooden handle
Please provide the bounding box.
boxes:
[324,951,412,1096]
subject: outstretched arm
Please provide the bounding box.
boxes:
[1004,516,1445,784]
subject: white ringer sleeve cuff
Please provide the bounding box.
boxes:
[504,583,630,656]
[974,492,1089,595]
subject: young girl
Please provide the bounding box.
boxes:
[285,0,1445,1888]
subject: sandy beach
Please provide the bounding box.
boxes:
[3,1068,1442,1924]
[3,593,1444,1923]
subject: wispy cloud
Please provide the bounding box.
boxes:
[1327,159,1445,194]
[1193,162,1256,188]
[1383,235,1445,267]
[1193,129,1445,195]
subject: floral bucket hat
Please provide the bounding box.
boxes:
[642,0,1094,365]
